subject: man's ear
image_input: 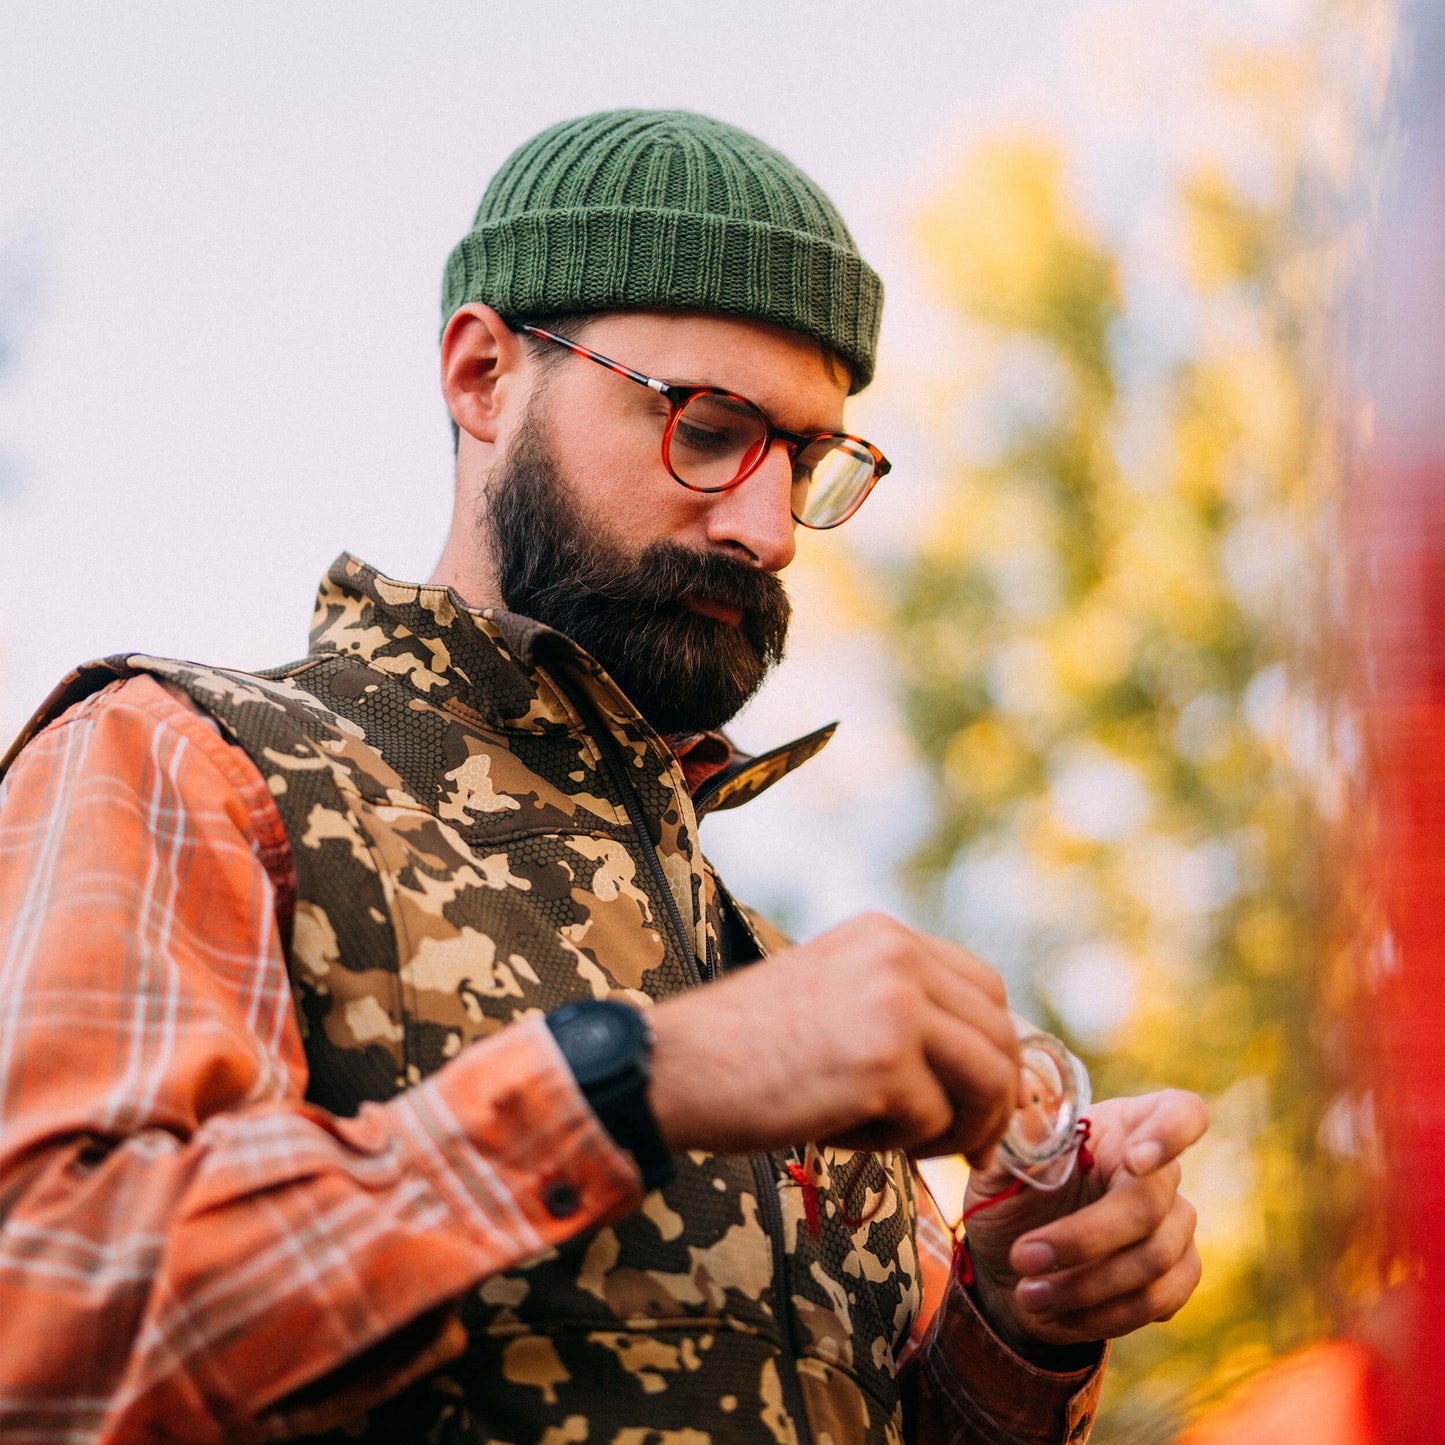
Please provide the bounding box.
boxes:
[441,303,527,446]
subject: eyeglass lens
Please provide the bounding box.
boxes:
[793,437,878,529]
[666,392,877,529]
[667,393,769,490]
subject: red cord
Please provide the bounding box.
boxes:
[786,1161,822,1238]
[951,1179,1024,1283]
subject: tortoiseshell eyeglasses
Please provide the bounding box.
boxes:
[516,324,891,530]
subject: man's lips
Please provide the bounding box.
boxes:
[686,597,744,626]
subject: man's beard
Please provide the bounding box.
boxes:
[484,410,792,736]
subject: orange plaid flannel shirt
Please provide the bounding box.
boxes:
[0,676,1102,1442]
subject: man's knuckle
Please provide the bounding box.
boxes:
[979,965,1008,1005]
[919,1093,954,1142]
[1150,1253,1202,1323]
[1143,1277,1178,1320]
[869,975,920,1040]
[864,911,910,948]
[1145,1170,1178,1216]
[1143,1232,1177,1275]
[856,1079,897,1123]
[852,1033,899,1091]
[871,936,915,987]
[1130,1191,1166,1236]
[1161,1278,1193,1321]
[1177,1196,1199,1237]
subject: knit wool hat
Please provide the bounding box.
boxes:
[441,109,883,391]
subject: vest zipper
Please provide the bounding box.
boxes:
[559,671,815,1445]
[558,677,703,987]
[751,1152,817,1445]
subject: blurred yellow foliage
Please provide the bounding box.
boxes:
[1184,163,1275,292]
[880,29,1380,1431]
[917,139,1120,384]
[945,718,1031,800]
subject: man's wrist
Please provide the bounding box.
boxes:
[966,1265,1104,1373]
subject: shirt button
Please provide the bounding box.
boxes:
[543,1180,581,1218]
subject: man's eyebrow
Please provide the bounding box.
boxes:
[661,378,844,433]
[685,391,755,419]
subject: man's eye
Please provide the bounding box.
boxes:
[674,421,736,456]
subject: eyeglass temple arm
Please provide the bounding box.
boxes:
[514,323,671,396]
[515,322,891,477]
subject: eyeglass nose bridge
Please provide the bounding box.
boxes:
[736,426,808,488]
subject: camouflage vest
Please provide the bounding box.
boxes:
[10,555,923,1445]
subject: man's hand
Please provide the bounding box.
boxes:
[647,913,1019,1166]
[960,1089,1207,1355]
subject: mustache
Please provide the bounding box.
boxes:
[526,542,790,668]
[529,540,786,616]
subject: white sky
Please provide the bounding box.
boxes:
[0,0,1307,935]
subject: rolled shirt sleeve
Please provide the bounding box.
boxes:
[900,1172,1107,1443]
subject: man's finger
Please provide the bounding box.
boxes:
[1014,1194,1197,1319]
[915,963,1020,1064]
[824,1066,956,1156]
[920,1015,1018,1165]
[1010,1162,1179,1276]
[914,938,1018,1061]
[923,936,1010,1009]
[1025,1244,1203,1346]
[1117,1089,1209,1176]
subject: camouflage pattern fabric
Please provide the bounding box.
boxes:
[7,555,922,1445]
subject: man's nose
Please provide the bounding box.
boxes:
[702,440,798,573]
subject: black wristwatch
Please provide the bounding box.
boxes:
[545,999,674,1191]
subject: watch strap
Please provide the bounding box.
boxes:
[587,1055,674,1192]
[546,1001,674,1192]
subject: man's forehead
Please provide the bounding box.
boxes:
[573,310,850,426]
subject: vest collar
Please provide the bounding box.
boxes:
[310,553,834,817]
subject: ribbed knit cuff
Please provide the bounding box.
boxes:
[441,205,881,391]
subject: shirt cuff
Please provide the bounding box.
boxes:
[390,1014,644,1255]
[254,1019,642,1438]
[916,1273,1107,1445]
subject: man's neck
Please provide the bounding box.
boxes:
[428,525,501,613]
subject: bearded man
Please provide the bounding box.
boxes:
[0,111,1205,1444]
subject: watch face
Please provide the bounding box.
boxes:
[555,1001,644,1086]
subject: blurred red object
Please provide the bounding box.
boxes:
[1179,6,1445,1439]
[1176,1340,1387,1445]
[1359,9,1445,1440]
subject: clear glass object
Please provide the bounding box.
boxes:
[997,1010,1092,1190]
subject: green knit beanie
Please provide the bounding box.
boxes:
[441,109,882,392]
